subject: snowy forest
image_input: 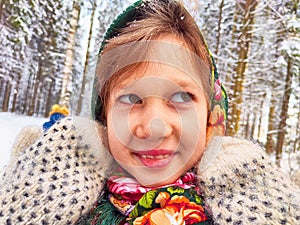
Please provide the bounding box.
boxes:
[0,0,299,171]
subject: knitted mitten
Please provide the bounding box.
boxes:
[1,126,43,184]
[11,126,43,159]
[292,170,300,188]
[197,136,300,225]
[0,117,113,225]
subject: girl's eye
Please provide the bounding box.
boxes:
[118,94,142,104]
[170,92,193,103]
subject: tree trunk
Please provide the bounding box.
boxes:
[227,0,258,136]
[11,73,21,112]
[0,0,4,22]
[257,93,266,141]
[215,0,224,57]
[244,113,250,139]
[21,71,34,114]
[0,78,4,108]
[250,113,256,140]
[2,80,11,112]
[27,58,42,116]
[296,71,300,153]
[266,99,275,154]
[275,56,293,167]
[60,0,80,108]
[76,0,97,115]
[44,79,55,117]
[295,103,300,153]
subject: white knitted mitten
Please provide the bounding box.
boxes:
[11,125,43,158]
[1,125,43,185]
[0,117,113,225]
[197,136,300,225]
[292,170,300,188]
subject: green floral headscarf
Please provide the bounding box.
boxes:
[92,0,228,138]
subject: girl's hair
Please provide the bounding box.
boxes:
[95,0,211,124]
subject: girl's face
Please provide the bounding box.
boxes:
[106,36,208,187]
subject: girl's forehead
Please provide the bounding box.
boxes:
[98,35,210,88]
[118,62,197,88]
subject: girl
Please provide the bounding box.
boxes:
[0,0,299,224]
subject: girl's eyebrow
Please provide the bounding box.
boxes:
[174,79,200,90]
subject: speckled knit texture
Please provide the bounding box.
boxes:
[292,170,300,188]
[0,117,113,225]
[0,118,299,225]
[1,125,43,186]
[198,137,300,224]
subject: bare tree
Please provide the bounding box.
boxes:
[60,0,80,108]
[227,0,258,136]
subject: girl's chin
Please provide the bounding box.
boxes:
[123,166,184,187]
[115,155,192,187]
[135,173,180,187]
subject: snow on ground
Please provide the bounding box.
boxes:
[0,112,45,170]
[0,112,299,175]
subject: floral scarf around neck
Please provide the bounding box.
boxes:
[85,168,213,225]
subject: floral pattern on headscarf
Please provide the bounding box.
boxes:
[100,168,213,225]
[206,52,228,141]
[127,187,208,225]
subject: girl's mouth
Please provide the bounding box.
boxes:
[133,150,175,168]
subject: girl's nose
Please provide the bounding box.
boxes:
[132,99,174,140]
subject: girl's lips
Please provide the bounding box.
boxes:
[133,150,175,168]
